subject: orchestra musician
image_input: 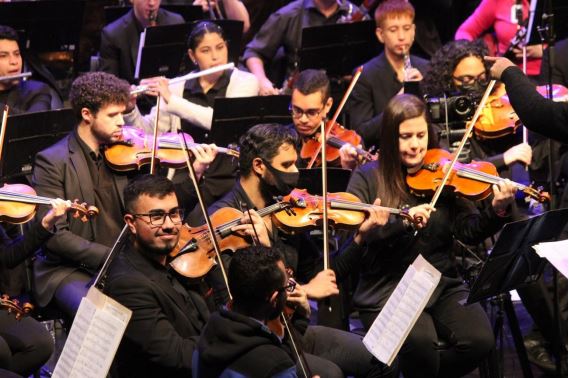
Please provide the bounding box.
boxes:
[0,199,70,377]
[421,39,532,175]
[348,0,430,148]
[290,69,360,170]
[30,72,214,318]
[243,0,369,96]
[192,123,396,377]
[0,25,61,115]
[104,174,269,378]
[124,21,259,206]
[192,246,302,377]
[99,0,185,84]
[346,94,517,378]
[192,0,252,33]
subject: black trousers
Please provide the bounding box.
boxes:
[360,281,494,378]
[0,311,53,376]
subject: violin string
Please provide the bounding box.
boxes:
[457,166,526,190]
[299,194,401,214]
[0,191,53,205]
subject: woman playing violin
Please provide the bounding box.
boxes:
[346,94,517,378]
[0,199,70,377]
[290,69,363,170]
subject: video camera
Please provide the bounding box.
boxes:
[425,92,481,123]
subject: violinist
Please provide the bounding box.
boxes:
[192,0,252,33]
[348,0,430,148]
[104,174,270,378]
[193,123,396,378]
[0,199,70,377]
[422,40,532,176]
[124,21,259,205]
[193,246,302,377]
[99,0,185,84]
[346,94,517,378]
[244,0,369,96]
[0,25,60,115]
[291,69,360,170]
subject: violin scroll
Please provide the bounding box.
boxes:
[70,201,100,222]
[0,294,33,320]
[398,206,423,229]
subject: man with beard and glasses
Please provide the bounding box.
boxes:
[189,123,397,378]
[104,174,269,378]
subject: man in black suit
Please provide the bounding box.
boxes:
[31,72,132,318]
[104,174,269,378]
[99,0,185,84]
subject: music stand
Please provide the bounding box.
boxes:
[0,109,75,183]
[299,21,381,76]
[208,95,291,145]
[104,5,203,25]
[134,23,190,80]
[297,168,352,193]
[468,208,567,304]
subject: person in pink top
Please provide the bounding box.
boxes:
[455,0,542,76]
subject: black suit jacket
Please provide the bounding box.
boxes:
[1,80,54,115]
[31,132,129,306]
[99,9,185,84]
[105,245,209,378]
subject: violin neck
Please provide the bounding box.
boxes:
[456,167,526,191]
[216,202,286,236]
[326,136,368,158]
[158,141,233,156]
[329,199,402,215]
[0,191,52,206]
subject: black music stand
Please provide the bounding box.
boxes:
[208,95,291,145]
[297,168,352,194]
[467,209,567,378]
[0,109,75,183]
[134,23,190,80]
[299,21,381,76]
[104,5,203,24]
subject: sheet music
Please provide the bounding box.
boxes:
[533,239,568,278]
[52,287,132,378]
[134,29,147,80]
[363,255,441,366]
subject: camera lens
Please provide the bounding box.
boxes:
[453,96,472,116]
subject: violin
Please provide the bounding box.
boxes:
[474,82,521,139]
[0,294,33,320]
[0,183,99,224]
[406,149,550,203]
[300,121,375,167]
[104,126,239,171]
[168,201,293,278]
[536,84,568,102]
[272,188,421,233]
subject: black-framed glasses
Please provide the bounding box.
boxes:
[452,71,488,86]
[278,278,297,293]
[132,208,184,226]
[289,104,324,120]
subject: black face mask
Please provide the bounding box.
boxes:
[457,80,487,96]
[260,160,299,197]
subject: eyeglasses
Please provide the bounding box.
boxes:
[289,104,324,120]
[132,208,184,226]
[452,71,488,86]
[278,278,297,293]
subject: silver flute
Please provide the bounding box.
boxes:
[0,72,32,82]
[130,63,235,95]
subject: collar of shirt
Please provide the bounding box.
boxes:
[184,70,231,95]
[74,130,103,163]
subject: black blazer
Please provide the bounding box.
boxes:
[31,133,129,306]
[105,245,209,378]
[99,9,185,84]
[2,80,55,115]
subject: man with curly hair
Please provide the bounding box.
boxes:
[30,72,131,318]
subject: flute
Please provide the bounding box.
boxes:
[130,63,235,95]
[0,72,32,83]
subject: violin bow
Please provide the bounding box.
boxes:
[428,80,497,210]
[242,203,312,378]
[306,66,363,169]
[177,131,233,300]
[0,105,9,163]
[149,95,161,175]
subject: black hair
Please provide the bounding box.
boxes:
[123,174,177,214]
[292,69,331,103]
[421,39,489,97]
[0,25,19,42]
[187,21,226,50]
[69,72,130,121]
[229,246,286,316]
[238,123,300,176]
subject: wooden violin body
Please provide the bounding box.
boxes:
[474,83,520,139]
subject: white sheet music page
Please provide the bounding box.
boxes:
[533,239,568,278]
[52,287,132,378]
[362,254,441,366]
[134,29,147,80]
